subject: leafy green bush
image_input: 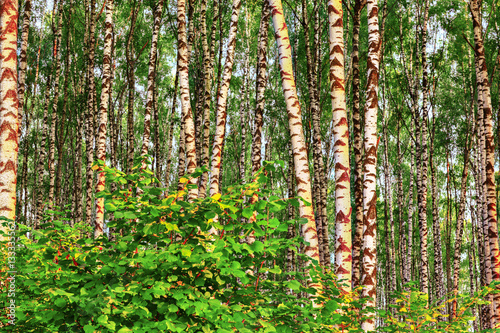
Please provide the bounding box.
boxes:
[1,162,494,332]
[378,283,498,333]
[0,163,364,332]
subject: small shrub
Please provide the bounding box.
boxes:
[378,283,498,332]
[0,163,363,332]
[1,162,494,332]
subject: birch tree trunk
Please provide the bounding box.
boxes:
[450,140,470,318]
[177,0,199,201]
[417,0,430,296]
[469,1,500,326]
[0,0,19,237]
[361,0,380,328]
[141,0,164,158]
[238,13,250,184]
[209,0,242,198]
[17,0,32,224]
[351,0,366,289]
[302,0,327,266]
[164,67,178,189]
[176,109,186,190]
[126,2,140,175]
[286,144,296,284]
[198,0,217,198]
[269,0,322,288]
[398,119,410,286]
[48,0,63,209]
[328,0,351,288]
[246,0,270,245]
[17,0,31,139]
[475,139,491,327]
[152,64,160,182]
[74,108,83,226]
[55,5,73,208]
[383,120,396,295]
[85,0,97,227]
[469,231,479,332]
[94,0,114,238]
[430,117,446,312]
[251,0,269,181]
[445,153,454,314]
[35,2,62,227]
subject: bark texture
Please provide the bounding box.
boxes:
[94,0,114,237]
[209,0,242,198]
[417,0,430,296]
[0,0,19,237]
[351,0,366,289]
[451,141,469,318]
[178,0,199,200]
[269,0,322,284]
[328,0,352,288]
[141,0,164,158]
[85,0,97,227]
[246,0,270,245]
[17,0,31,137]
[47,0,63,210]
[470,0,500,325]
[430,121,446,310]
[198,0,218,198]
[164,67,178,188]
[361,0,380,329]
[126,2,140,175]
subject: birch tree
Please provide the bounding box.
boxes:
[95,0,115,237]
[0,0,19,237]
[361,0,380,329]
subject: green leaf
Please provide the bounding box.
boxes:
[169,304,179,312]
[150,207,160,217]
[325,300,338,312]
[152,286,166,297]
[97,314,108,325]
[205,211,216,219]
[105,203,117,212]
[83,325,95,333]
[124,211,137,219]
[114,211,124,219]
[216,329,233,333]
[231,261,241,270]
[268,266,281,274]
[143,223,155,235]
[105,321,116,330]
[181,248,191,257]
[55,298,66,307]
[268,218,280,228]
[253,241,264,252]
[242,208,254,219]
[116,242,127,252]
[287,280,301,290]
[257,201,267,211]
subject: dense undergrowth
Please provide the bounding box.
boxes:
[0,162,495,332]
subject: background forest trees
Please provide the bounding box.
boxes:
[2,0,500,330]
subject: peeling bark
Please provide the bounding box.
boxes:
[0,0,19,236]
[269,0,322,291]
[361,0,380,328]
[94,0,114,237]
[328,0,351,286]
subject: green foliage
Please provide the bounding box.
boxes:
[1,164,364,332]
[3,163,494,332]
[378,283,498,333]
